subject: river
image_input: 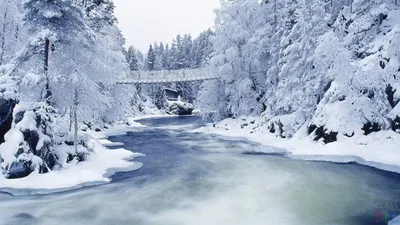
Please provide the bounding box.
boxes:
[0,116,399,225]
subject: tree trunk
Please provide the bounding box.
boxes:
[73,89,78,154]
[42,38,52,103]
[69,107,73,132]
[0,3,8,65]
[152,84,155,104]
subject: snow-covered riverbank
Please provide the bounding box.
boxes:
[193,117,400,224]
[194,117,400,174]
[0,122,144,194]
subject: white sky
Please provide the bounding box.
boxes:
[113,0,220,53]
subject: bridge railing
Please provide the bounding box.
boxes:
[127,68,209,81]
[117,68,219,84]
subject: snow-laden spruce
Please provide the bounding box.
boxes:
[197,0,400,143]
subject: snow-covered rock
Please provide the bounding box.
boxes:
[0,108,52,179]
[166,100,194,116]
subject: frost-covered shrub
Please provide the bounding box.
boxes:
[0,105,53,178]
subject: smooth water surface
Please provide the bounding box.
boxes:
[0,116,399,225]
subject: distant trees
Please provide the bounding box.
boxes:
[142,29,214,71]
[146,44,156,70]
[135,30,214,108]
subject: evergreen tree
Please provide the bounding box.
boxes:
[136,49,145,70]
[163,44,170,69]
[84,0,117,28]
[159,42,165,58]
[175,34,185,69]
[158,42,165,70]
[127,46,139,71]
[169,39,179,70]
[24,0,86,102]
[146,44,156,71]
[153,42,159,55]
[155,86,167,109]
[182,34,193,68]
[192,29,214,68]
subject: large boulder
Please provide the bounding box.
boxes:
[6,158,34,179]
[166,100,194,116]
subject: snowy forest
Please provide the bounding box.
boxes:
[123,30,214,111]
[125,29,214,72]
[1,0,400,181]
[198,0,400,143]
[0,0,150,179]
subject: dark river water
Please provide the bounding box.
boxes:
[0,116,400,225]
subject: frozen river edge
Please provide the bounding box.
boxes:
[0,122,145,196]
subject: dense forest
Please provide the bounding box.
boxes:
[124,30,214,111]
[0,0,148,179]
[197,0,400,143]
[126,29,214,72]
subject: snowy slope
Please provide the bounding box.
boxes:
[197,0,400,142]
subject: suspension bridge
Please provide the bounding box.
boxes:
[116,68,220,85]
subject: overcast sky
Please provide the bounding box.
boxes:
[113,0,220,53]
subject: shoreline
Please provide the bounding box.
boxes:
[0,122,144,196]
[192,116,400,175]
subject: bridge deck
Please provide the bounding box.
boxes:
[116,68,220,85]
[117,76,220,85]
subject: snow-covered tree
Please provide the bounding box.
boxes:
[126,46,139,71]
[198,0,400,142]
[198,0,268,118]
[146,44,156,71]
[192,29,214,68]
[163,44,170,69]
[0,0,143,179]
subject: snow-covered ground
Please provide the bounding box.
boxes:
[0,122,144,194]
[194,117,400,174]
